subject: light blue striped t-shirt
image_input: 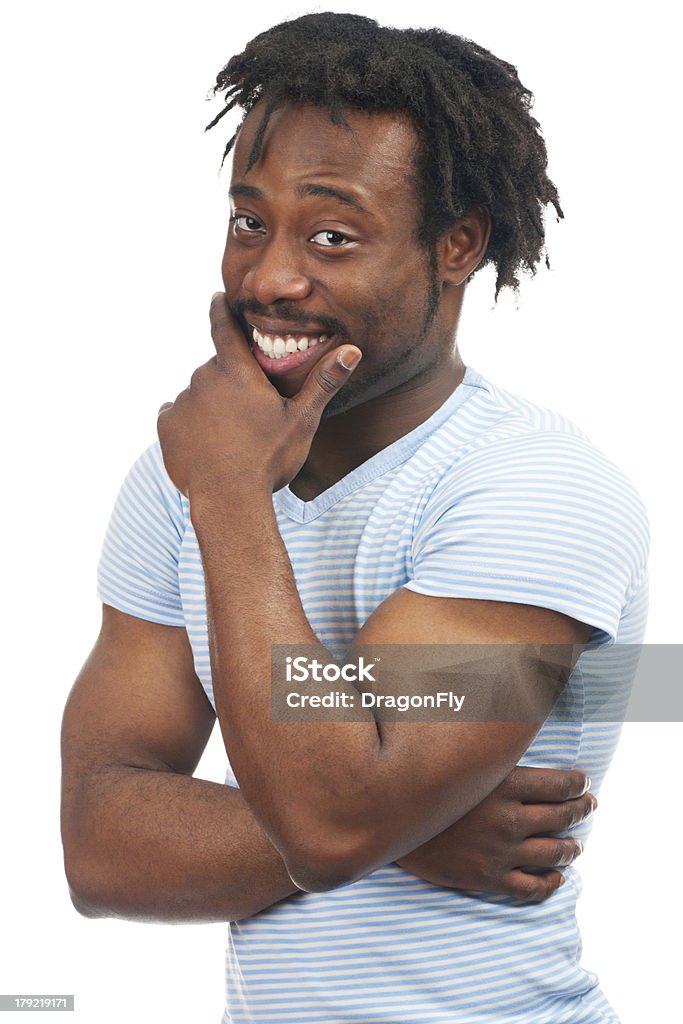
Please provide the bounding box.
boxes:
[97,366,649,1024]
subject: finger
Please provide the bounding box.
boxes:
[291,345,362,424]
[505,766,591,803]
[515,836,584,870]
[503,869,567,903]
[521,792,597,835]
[209,291,254,372]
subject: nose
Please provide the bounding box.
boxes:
[242,238,312,305]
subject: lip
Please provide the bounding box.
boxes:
[246,319,335,376]
[247,316,330,338]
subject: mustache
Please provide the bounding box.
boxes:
[231,299,349,340]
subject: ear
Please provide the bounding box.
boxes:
[437,206,492,287]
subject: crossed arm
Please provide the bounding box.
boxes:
[192,488,592,892]
[61,296,596,918]
[61,604,593,922]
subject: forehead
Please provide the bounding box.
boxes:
[231,103,421,209]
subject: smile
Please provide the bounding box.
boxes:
[251,326,329,358]
[247,321,335,375]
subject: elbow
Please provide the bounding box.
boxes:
[62,827,122,919]
[63,853,112,919]
[282,829,377,893]
[61,797,116,918]
[286,860,357,894]
[68,882,109,919]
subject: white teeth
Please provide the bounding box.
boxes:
[251,326,330,359]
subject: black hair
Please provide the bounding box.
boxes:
[206,12,562,299]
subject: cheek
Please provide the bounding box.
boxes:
[354,269,434,347]
[221,241,235,288]
[221,234,249,293]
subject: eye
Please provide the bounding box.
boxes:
[310,230,353,248]
[230,214,264,234]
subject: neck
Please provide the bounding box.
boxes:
[290,348,465,501]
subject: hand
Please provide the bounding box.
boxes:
[157,293,362,499]
[396,766,596,902]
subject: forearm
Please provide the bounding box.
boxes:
[64,758,590,921]
[195,493,386,857]
[63,765,297,923]
[193,493,542,889]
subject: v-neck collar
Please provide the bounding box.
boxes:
[274,366,483,523]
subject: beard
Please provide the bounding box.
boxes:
[321,263,442,419]
[228,248,442,419]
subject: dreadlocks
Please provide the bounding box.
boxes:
[206,12,562,299]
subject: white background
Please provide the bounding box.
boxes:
[1,1,680,1021]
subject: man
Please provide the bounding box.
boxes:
[61,13,648,1023]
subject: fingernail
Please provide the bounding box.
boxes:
[558,875,566,886]
[583,776,592,794]
[337,347,362,370]
[211,291,224,303]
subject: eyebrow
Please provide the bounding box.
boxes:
[229,181,367,214]
[229,183,265,202]
[296,183,367,213]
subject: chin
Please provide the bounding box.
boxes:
[320,395,348,419]
[321,372,390,419]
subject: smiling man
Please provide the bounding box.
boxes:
[61,13,648,1024]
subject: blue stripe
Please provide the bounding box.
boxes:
[96,367,648,1023]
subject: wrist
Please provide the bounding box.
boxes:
[189,479,271,522]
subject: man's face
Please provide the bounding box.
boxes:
[222,103,448,415]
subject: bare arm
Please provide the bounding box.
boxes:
[60,604,297,922]
[152,297,594,895]
[61,605,592,921]
[196,503,591,894]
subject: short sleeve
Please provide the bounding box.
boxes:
[96,442,186,626]
[404,431,649,645]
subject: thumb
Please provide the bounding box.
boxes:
[294,345,362,419]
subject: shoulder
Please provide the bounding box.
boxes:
[430,370,649,554]
[112,441,187,536]
[407,374,649,643]
[96,441,188,626]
